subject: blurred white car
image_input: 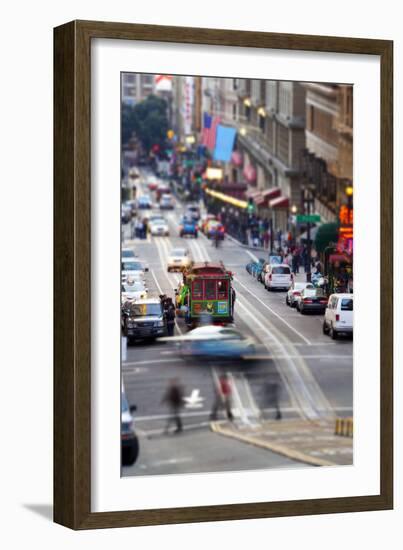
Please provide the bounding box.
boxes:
[121,280,148,303]
[323,293,353,339]
[173,325,256,359]
[167,247,191,272]
[121,259,145,282]
[149,216,170,236]
[160,194,175,210]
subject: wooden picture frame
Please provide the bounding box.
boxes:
[54,20,393,529]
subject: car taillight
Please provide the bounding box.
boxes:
[303,299,313,303]
[336,314,340,321]
[319,299,328,304]
[294,291,301,296]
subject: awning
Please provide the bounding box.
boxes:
[269,195,289,208]
[245,188,262,200]
[262,187,281,200]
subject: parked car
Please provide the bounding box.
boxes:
[296,287,328,314]
[121,259,145,282]
[121,247,137,260]
[286,281,315,307]
[121,279,148,303]
[323,293,353,339]
[264,264,293,291]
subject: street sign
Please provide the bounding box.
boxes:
[296,214,321,223]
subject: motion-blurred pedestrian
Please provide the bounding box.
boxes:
[210,374,234,421]
[162,378,184,433]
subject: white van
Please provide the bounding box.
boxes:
[323,293,353,339]
[264,264,293,291]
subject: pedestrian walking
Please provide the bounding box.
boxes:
[210,374,234,421]
[162,378,184,433]
[164,297,176,336]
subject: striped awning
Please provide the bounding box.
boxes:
[262,187,281,200]
[269,195,290,208]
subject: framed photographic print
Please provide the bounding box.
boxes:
[54,20,393,529]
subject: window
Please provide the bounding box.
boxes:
[192,281,203,300]
[217,280,228,300]
[205,280,216,300]
[272,266,290,274]
[340,298,353,311]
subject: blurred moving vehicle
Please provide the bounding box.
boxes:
[179,216,198,238]
[201,214,217,234]
[323,293,353,339]
[121,279,148,302]
[286,281,315,307]
[149,216,169,236]
[121,386,139,466]
[167,247,192,272]
[264,264,293,291]
[156,183,171,202]
[121,259,145,282]
[176,325,256,359]
[147,180,159,191]
[185,204,200,221]
[206,220,225,240]
[296,287,328,314]
[122,298,167,343]
[159,193,175,210]
[137,195,152,209]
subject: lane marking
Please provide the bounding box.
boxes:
[123,358,181,367]
[236,296,334,420]
[234,276,312,345]
[245,249,260,262]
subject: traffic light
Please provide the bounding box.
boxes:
[247,198,255,214]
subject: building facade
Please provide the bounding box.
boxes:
[121,73,155,105]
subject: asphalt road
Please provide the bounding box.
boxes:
[121,168,353,477]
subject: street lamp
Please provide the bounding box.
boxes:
[291,204,298,215]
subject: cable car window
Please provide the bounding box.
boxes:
[205,280,216,300]
[217,280,228,299]
[192,280,203,299]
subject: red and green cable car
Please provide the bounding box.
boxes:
[182,262,234,326]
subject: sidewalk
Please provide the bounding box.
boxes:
[211,418,353,467]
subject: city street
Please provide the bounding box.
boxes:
[122,169,353,476]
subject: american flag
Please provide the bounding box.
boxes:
[202,112,220,150]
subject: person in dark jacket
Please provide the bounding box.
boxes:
[164,297,176,336]
[162,378,184,433]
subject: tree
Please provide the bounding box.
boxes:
[121,95,168,153]
[314,222,339,254]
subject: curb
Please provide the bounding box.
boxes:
[210,421,336,467]
[226,234,269,254]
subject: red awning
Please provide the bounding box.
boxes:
[262,187,281,200]
[329,254,352,264]
[269,195,289,208]
[245,188,262,200]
